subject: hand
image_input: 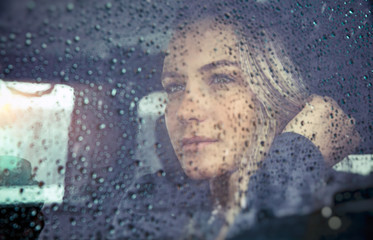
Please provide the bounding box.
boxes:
[282,94,361,166]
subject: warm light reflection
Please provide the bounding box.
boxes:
[0,80,74,204]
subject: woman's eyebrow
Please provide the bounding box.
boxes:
[162,72,182,79]
[198,60,239,73]
[161,72,183,84]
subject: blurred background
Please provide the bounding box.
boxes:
[0,0,371,239]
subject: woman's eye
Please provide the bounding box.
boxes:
[165,84,185,94]
[210,74,235,85]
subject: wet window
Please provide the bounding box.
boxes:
[0,0,372,239]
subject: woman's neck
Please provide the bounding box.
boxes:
[210,170,242,240]
[209,170,241,211]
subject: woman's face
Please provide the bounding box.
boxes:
[162,22,259,179]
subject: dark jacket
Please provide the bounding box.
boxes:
[110,132,373,239]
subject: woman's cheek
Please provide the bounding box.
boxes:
[165,101,183,142]
[165,104,177,134]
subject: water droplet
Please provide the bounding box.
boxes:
[328,216,342,230]
[3,169,10,177]
[157,170,166,177]
[27,1,36,10]
[321,206,332,218]
[9,33,16,40]
[52,204,59,211]
[105,3,112,9]
[31,209,37,216]
[70,218,76,226]
[58,166,65,174]
[84,97,89,104]
[66,3,74,12]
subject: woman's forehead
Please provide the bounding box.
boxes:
[169,20,237,48]
[165,22,239,68]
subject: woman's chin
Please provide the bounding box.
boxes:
[182,165,233,180]
[178,150,237,180]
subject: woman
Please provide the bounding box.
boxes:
[111,7,363,240]
[161,13,361,239]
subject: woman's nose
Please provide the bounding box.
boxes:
[176,89,207,124]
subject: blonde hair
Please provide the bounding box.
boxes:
[225,26,310,224]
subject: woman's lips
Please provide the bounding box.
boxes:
[181,136,218,152]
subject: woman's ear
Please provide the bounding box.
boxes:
[282,94,361,167]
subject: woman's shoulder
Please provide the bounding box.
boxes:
[260,131,327,177]
[230,132,373,239]
[248,132,327,207]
